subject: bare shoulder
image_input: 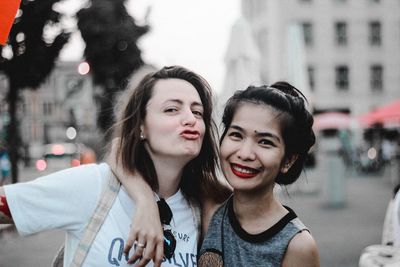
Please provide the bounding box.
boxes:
[282,230,320,267]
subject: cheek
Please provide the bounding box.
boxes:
[219,152,231,176]
[198,120,206,136]
[219,139,231,162]
[147,119,177,136]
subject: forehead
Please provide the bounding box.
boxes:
[150,78,202,104]
[231,103,283,135]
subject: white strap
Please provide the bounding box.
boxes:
[70,169,120,267]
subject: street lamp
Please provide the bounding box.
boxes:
[66,126,77,140]
[77,62,90,75]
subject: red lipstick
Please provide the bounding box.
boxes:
[230,163,260,179]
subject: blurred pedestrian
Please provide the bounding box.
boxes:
[382,138,396,164]
[0,147,10,186]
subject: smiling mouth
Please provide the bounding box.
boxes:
[180,130,200,140]
[230,163,260,179]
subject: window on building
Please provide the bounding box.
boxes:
[302,22,313,46]
[369,21,381,46]
[335,22,347,46]
[307,66,315,91]
[370,65,383,91]
[43,102,53,116]
[335,65,349,90]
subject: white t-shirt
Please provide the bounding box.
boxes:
[5,163,198,267]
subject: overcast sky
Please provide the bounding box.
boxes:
[59,0,240,94]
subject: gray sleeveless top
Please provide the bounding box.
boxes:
[199,198,308,267]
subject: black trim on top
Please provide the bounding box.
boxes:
[227,198,297,243]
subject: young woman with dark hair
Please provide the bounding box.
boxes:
[198,82,319,266]
[0,66,228,267]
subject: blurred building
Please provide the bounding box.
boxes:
[19,61,98,158]
[230,0,400,115]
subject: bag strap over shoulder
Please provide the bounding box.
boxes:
[69,169,120,267]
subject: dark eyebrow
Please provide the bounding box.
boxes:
[164,99,203,108]
[230,125,244,132]
[230,125,281,143]
[255,131,281,143]
[164,99,183,105]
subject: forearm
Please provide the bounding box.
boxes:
[108,162,154,204]
[0,187,13,224]
[107,145,163,266]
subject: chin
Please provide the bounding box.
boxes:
[183,145,201,156]
[226,177,258,192]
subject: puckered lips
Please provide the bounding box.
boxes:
[230,163,261,179]
[180,130,200,140]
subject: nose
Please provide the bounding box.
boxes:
[236,140,256,161]
[181,109,197,126]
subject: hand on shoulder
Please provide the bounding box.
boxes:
[283,230,320,267]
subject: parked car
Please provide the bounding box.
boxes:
[35,143,95,172]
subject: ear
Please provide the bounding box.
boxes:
[140,125,146,140]
[280,154,299,173]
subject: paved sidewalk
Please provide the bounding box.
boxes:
[281,165,394,267]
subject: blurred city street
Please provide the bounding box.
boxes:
[0,157,397,267]
[1,1,399,267]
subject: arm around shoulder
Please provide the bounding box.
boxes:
[282,230,320,267]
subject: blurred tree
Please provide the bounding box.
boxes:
[0,0,70,183]
[77,0,148,143]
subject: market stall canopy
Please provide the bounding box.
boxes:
[313,112,353,131]
[359,99,400,127]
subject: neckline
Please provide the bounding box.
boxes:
[227,197,297,243]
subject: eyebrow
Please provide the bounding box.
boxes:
[164,99,203,108]
[230,125,281,143]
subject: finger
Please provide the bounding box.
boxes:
[127,240,146,265]
[136,239,155,267]
[153,238,164,267]
[124,228,138,256]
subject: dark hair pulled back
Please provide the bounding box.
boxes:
[221,81,315,185]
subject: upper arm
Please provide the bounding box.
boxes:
[0,187,13,224]
[282,231,320,267]
[2,165,103,234]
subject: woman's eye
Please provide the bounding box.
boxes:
[165,107,178,113]
[259,139,274,146]
[228,132,242,139]
[192,110,203,117]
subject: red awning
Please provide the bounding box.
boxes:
[359,100,400,127]
[313,112,352,130]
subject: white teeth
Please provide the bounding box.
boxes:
[232,165,257,174]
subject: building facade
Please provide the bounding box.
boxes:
[19,61,98,158]
[239,0,400,115]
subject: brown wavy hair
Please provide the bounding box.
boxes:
[114,66,229,203]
